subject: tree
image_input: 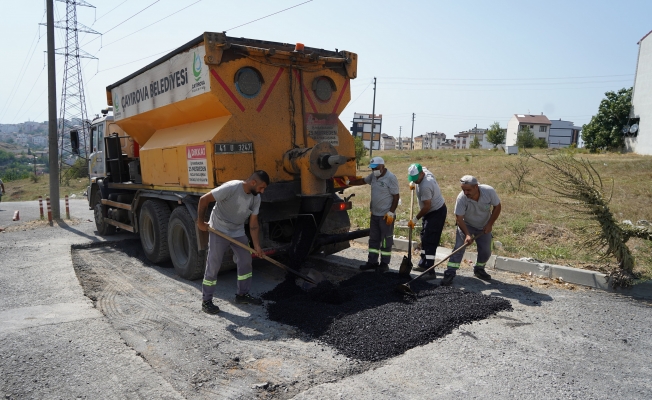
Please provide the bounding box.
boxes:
[516,126,536,148]
[354,136,366,169]
[486,121,506,148]
[469,135,481,149]
[535,138,548,149]
[582,87,633,152]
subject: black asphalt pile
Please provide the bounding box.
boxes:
[263,272,512,362]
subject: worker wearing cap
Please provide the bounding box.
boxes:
[196,170,270,314]
[442,175,501,286]
[407,164,447,274]
[348,156,400,272]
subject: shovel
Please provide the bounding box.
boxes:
[395,232,485,296]
[207,227,320,286]
[398,189,416,276]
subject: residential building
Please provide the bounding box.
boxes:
[397,137,412,150]
[32,136,48,146]
[506,114,552,146]
[454,132,469,149]
[549,119,581,148]
[380,134,396,150]
[439,139,457,150]
[427,132,446,149]
[413,135,424,150]
[456,127,489,149]
[350,113,382,150]
[626,29,652,155]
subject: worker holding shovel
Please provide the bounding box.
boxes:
[442,175,501,286]
[196,171,270,314]
[407,163,447,275]
[348,156,400,272]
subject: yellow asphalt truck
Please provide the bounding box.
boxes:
[87,32,368,280]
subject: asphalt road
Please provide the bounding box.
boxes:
[1,199,651,399]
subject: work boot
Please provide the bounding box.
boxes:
[376,262,390,272]
[474,267,492,281]
[202,300,221,315]
[440,270,456,286]
[235,293,263,305]
[360,262,379,271]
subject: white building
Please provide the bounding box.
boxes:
[427,132,446,149]
[626,30,652,155]
[351,113,382,150]
[380,134,396,150]
[456,127,489,149]
[549,119,581,148]
[32,136,48,146]
[506,114,552,146]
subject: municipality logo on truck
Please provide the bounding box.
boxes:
[111,45,208,121]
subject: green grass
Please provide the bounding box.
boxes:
[2,173,88,201]
[348,148,652,280]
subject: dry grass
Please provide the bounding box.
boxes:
[346,148,652,281]
[2,173,88,202]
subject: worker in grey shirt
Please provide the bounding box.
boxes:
[442,175,502,286]
[197,171,270,314]
[407,163,447,274]
[349,156,400,272]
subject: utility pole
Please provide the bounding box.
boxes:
[47,0,60,219]
[410,113,415,151]
[398,126,402,150]
[369,77,377,159]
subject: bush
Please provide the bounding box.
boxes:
[516,126,536,148]
[535,138,548,148]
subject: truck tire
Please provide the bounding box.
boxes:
[168,206,206,280]
[93,191,116,236]
[139,199,171,263]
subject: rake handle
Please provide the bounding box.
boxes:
[207,227,317,285]
[407,232,485,285]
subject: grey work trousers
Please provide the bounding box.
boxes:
[202,231,253,302]
[446,225,493,272]
[368,214,394,265]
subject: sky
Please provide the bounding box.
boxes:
[0,0,650,139]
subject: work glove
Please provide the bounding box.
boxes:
[383,211,395,225]
[407,217,418,229]
[409,182,416,190]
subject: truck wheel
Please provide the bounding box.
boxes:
[139,199,171,263]
[168,206,206,280]
[93,191,116,236]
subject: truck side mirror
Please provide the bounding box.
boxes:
[70,130,80,155]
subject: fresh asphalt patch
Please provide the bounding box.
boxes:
[264,273,513,362]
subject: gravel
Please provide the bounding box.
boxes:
[264,272,512,361]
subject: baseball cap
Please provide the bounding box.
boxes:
[460,175,479,185]
[368,156,385,169]
[407,163,423,182]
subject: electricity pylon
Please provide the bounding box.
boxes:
[53,0,98,182]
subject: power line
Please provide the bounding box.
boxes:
[0,15,45,121]
[82,0,161,46]
[348,79,374,106]
[226,0,314,32]
[99,0,203,48]
[369,79,633,87]
[11,67,46,122]
[377,73,635,82]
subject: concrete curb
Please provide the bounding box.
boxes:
[353,236,652,300]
